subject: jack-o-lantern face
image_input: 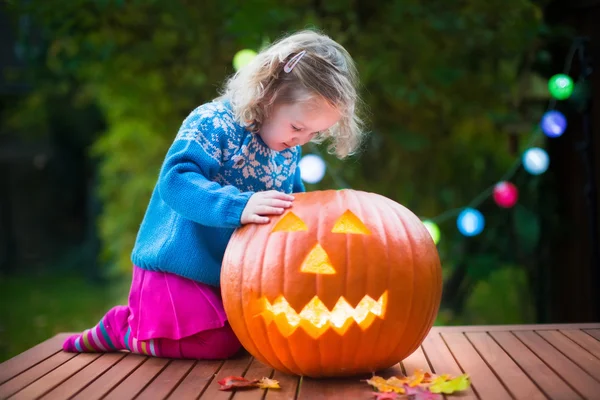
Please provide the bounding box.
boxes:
[261,210,388,339]
[222,190,442,378]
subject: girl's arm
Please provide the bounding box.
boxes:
[158,106,253,228]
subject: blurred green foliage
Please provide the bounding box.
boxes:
[0,274,113,362]
[2,0,562,331]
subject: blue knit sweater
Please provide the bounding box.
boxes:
[131,101,305,286]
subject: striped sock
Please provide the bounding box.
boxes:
[63,318,120,353]
[123,326,159,357]
[63,306,160,357]
[63,306,128,353]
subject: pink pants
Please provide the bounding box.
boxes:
[63,305,241,359]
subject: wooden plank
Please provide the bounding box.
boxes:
[40,353,127,400]
[9,353,101,400]
[166,359,223,400]
[0,333,69,385]
[514,330,600,399]
[298,363,403,400]
[4,326,598,400]
[561,329,600,359]
[71,353,147,400]
[120,358,194,400]
[232,357,274,400]
[197,354,253,400]
[0,351,77,398]
[264,370,300,400]
[466,332,546,400]
[421,331,477,399]
[431,323,600,333]
[296,376,371,400]
[584,329,600,341]
[402,346,432,375]
[491,331,581,400]
[102,356,169,399]
[441,332,512,400]
[537,330,600,381]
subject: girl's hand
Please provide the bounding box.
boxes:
[241,191,294,224]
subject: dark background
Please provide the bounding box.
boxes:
[1,0,598,361]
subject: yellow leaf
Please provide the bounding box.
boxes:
[407,369,425,387]
[421,371,437,384]
[365,376,406,393]
[429,374,451,386]
[257,377,281,389]
[387,376,410,386]
[429,374,470,394]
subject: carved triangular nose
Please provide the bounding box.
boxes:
[300,244,336,274]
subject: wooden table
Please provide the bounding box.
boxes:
[1,323,599,400]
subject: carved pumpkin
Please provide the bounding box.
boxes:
[221,189,442,377]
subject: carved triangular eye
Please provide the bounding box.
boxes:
[331,210,371,235]
[272,212,307,232]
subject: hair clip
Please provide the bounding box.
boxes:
[283,50,307,73]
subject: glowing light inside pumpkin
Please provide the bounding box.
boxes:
[272,212,307,232]
[261,292,388,338]
[301,244,336,274]
[331,210,371,234]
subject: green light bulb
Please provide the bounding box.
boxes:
[422,220,441,245]
[548,74,574,100]
[233,49,258,71]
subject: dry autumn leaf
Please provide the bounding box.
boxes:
[218,376,259,390]
[257,377,281,389]
[371,392,402,399]
[217,376,281,391]
[365,369,470,398]
[370,387,441,400]
[405,386,442,400]
[365,376,406,393]
[429,374,470,394]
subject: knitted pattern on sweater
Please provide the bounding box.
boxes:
[131,101,305,286]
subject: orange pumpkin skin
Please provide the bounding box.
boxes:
[221,189,442,378]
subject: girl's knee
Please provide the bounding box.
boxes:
[184,324,241,359]
[203,325,242,358]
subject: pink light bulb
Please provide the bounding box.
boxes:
[493,181,519,208]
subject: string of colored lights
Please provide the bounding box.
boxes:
[232,39,582,243]
[422,40,581,241]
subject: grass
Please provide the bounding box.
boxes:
[0,273,120,362]
[435,266,535,326]
[462,266,535,324]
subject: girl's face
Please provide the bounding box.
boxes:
[259,96,342,152]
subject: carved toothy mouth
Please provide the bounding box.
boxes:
[257,291,388,339]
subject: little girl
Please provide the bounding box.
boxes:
[64,29,365,359]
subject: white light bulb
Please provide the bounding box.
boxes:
[299,154,326,184]
[523,148,549,175]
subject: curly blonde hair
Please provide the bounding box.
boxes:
[217,29,366,159]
